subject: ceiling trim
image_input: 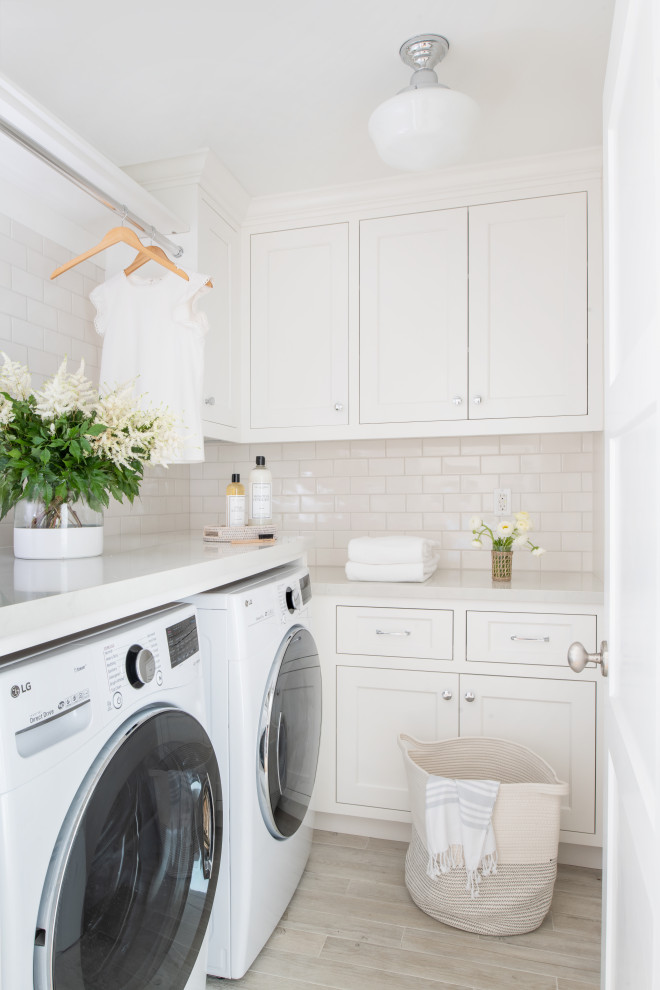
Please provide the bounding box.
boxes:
[243,147,603,227]
[123,150,251,230]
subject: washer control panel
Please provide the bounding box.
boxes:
[277,569,311,621]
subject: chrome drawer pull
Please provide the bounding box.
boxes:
[375,629,411,637]
[510,635,550,642]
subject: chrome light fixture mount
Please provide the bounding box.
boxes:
[369,33,479,172]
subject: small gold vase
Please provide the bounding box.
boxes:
[491,550,513,582]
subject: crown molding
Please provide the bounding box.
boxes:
[123,149,251,229]
[244,147,603,228]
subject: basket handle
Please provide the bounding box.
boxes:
[397,732,427,755]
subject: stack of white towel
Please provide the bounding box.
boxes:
[345,536,439,583]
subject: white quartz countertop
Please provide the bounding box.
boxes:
[0,533,307,658]
[309,565,604,605]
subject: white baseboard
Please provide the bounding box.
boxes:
[314,812,603,871]
[558,842,603,869]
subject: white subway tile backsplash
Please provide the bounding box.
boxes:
[196,430,600,569]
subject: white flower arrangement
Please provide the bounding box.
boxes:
[470,511,546,556]
[0,354,182,528]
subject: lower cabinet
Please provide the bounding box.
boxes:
[336,667,459,810]
[336,665,596,834]
[460,674,596,834]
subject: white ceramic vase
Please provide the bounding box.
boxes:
[13,496,104,560]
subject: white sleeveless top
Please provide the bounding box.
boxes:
[90,270,211,463]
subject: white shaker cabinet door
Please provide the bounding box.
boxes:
[359,209,468,424]
[459,674,596,834]
[468,193,588,420]
[250,223,349,428]
[336,666,459,811]
[198,199,240,430]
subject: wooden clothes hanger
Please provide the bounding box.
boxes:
[124,243,213,287]
[50,226,193,282]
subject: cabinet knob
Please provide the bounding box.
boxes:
[441,690,453,701]
[472,395,482,405]
[334,402,344,412]
[464,690,476,703]
[452,396,463,406]
[204,396,216,406]
[567,640,609,677]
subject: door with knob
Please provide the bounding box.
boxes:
[459,674,596,833]
[336,667,459,811]
[359,208,468,424]
[468,193,588,420]
[198,199,240,434]
[250,222,349,429]
[601,2,660,983]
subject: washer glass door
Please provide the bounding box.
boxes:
[258,626,322,838]
[35,707,221,990]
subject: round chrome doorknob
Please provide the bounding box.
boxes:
[204,396,215,406]
[441,690,453,701]
[452,396,462,406]
[472,395,482,405]
[334,402,343,411]
[567,640,609,677]
[464,690,476,703]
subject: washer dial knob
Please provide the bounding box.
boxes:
[126,645,156,688]
[285,586,301,613]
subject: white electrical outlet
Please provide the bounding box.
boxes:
[494,489,511,515]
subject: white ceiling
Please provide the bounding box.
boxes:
[0,0,614,199]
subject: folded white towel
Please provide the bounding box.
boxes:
[348,536,438,565]
[345,559,438,583]
[425,775,500,898]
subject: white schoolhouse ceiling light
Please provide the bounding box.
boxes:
[368,34,480,172]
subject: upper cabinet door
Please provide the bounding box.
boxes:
[198,199,240,432]
[250,223,349,429]
[468,193,588,420]
[359,209,468,424]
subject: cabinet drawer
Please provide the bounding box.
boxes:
[467,611,597,667]
[337,606,453,660]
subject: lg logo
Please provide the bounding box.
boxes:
[10,682,31,699]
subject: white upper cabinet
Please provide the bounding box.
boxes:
[468,193,588,420]
[198,198,240,432]
[359,209,468,424]
[250,223,349,429]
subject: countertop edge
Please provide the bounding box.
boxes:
[1,537,307,658]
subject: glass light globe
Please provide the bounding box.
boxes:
[368,85,480,172]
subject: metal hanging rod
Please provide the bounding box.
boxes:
[0,116,184,258]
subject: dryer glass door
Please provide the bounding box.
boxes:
[35,707,222,990]
[258,626,322,838]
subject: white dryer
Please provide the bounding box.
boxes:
[188,562,322,979]
[0,603,222,990]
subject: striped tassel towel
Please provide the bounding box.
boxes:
[425,776,500,898]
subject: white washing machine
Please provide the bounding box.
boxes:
[188,562,322,979]
[0,602,222,990]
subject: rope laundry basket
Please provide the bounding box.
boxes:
[398,734,569,935]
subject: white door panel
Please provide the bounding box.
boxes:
[359,209,468,424]
[603,0,660,985]
[336,666,459,811]
[460,674,596,834]
[250,224,349,428]
[469,194,588,419]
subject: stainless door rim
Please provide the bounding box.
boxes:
[33,703,205,990]
[256,624,318,839]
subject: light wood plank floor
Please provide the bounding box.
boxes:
[207,830,602,990]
